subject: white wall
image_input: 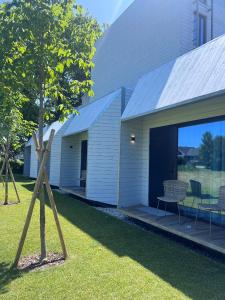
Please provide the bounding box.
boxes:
[119,119,146,207]
[214,0,225,38]
[87,92,122,205]
[30,144,38,178]
[60,131,88,187]
[49,119,73,186]
[23,146,31,177]
[91,0,225,102]
[119,95,225,207]
[92,0,182,101]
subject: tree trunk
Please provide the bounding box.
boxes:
[39,83,47,260]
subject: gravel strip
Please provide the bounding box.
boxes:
[94,207,143,228]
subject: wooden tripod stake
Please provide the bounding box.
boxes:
[0,144,20,204]
[14,129,67,267]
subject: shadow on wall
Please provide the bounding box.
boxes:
[21,182,225,300]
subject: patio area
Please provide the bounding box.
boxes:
[120,205,225,256]
[60,186,86,198]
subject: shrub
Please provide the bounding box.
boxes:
[0,159,24,174]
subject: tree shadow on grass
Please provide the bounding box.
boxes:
[0,262,23,295]
[22,182,225,300]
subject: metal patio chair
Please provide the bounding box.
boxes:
[190,180,202,208]
[157,180,189,223]
[190,180,213,208]
[195,186,225,235]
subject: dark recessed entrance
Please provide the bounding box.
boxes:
[149,125,178,211]
[80,140,88,188]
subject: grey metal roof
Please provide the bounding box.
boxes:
[26,120,67,146]
[43,120,68,142]
[122,34,225,121]
[63,89,122,137]
[26,125,49,147]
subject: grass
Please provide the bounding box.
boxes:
[178,169,225,208]
[179,168,225,197]
[1,176,225,299]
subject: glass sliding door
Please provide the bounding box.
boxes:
[178,118,225,212]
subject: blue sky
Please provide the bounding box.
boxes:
[77,0,134,24]
[179,120,225,147]
[0,1,134,24]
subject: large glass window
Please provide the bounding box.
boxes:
[178,119,225,210]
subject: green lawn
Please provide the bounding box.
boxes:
[179,169,225,209]
[1,177,225,300]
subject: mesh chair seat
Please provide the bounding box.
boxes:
[157,196,181,203]
[157,180,189,223]
[196,186,225,234]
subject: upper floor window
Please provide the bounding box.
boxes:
[199,14,207,46]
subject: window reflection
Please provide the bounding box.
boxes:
[178,119,225,210]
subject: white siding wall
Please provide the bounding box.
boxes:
[49,119,73,186]
[92,0,182,101]
[30,144,38,178]
[60,131,88,187]
[91,0,225,102]
[87,94,122,205]
[119,119,146,207]
[23,146,31,177]
[119,96,225,207]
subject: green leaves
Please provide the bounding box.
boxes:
[56,62,64,73]
[18,45,26,54]
[0,90,37,154]
[0,0,102,128]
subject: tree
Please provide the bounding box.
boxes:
[199,131,214,169]
[211,136,225,171]
[0,0,101,265]
[0,90,35,205]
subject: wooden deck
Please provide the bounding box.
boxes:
[60,186,86,198]
[120,205,225,256]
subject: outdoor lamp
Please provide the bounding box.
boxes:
[130,135,136,144]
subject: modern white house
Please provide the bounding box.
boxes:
[59,88,132,205]
[118,34,225,255]
[24,88,132,205]
[24,119,71,180]
[24,0,225,212]
[119,34,225,209]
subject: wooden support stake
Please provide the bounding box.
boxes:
[44,173,68,259]
[0,158,5,187]
[33,134,68,259]
[2,144,20,202]
[8,163,20,203]
[13,130,55,267]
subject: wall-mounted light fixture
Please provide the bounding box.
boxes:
[130,135,136,144]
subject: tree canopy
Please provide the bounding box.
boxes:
[0,90,36,155]
[0,0,101,124]
[199,131,225,171]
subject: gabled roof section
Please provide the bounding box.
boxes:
[63,89,122,137]
[26,126,49,147]
[26,119,68,146]
[122,34,225,121]
[43,120,68,142]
